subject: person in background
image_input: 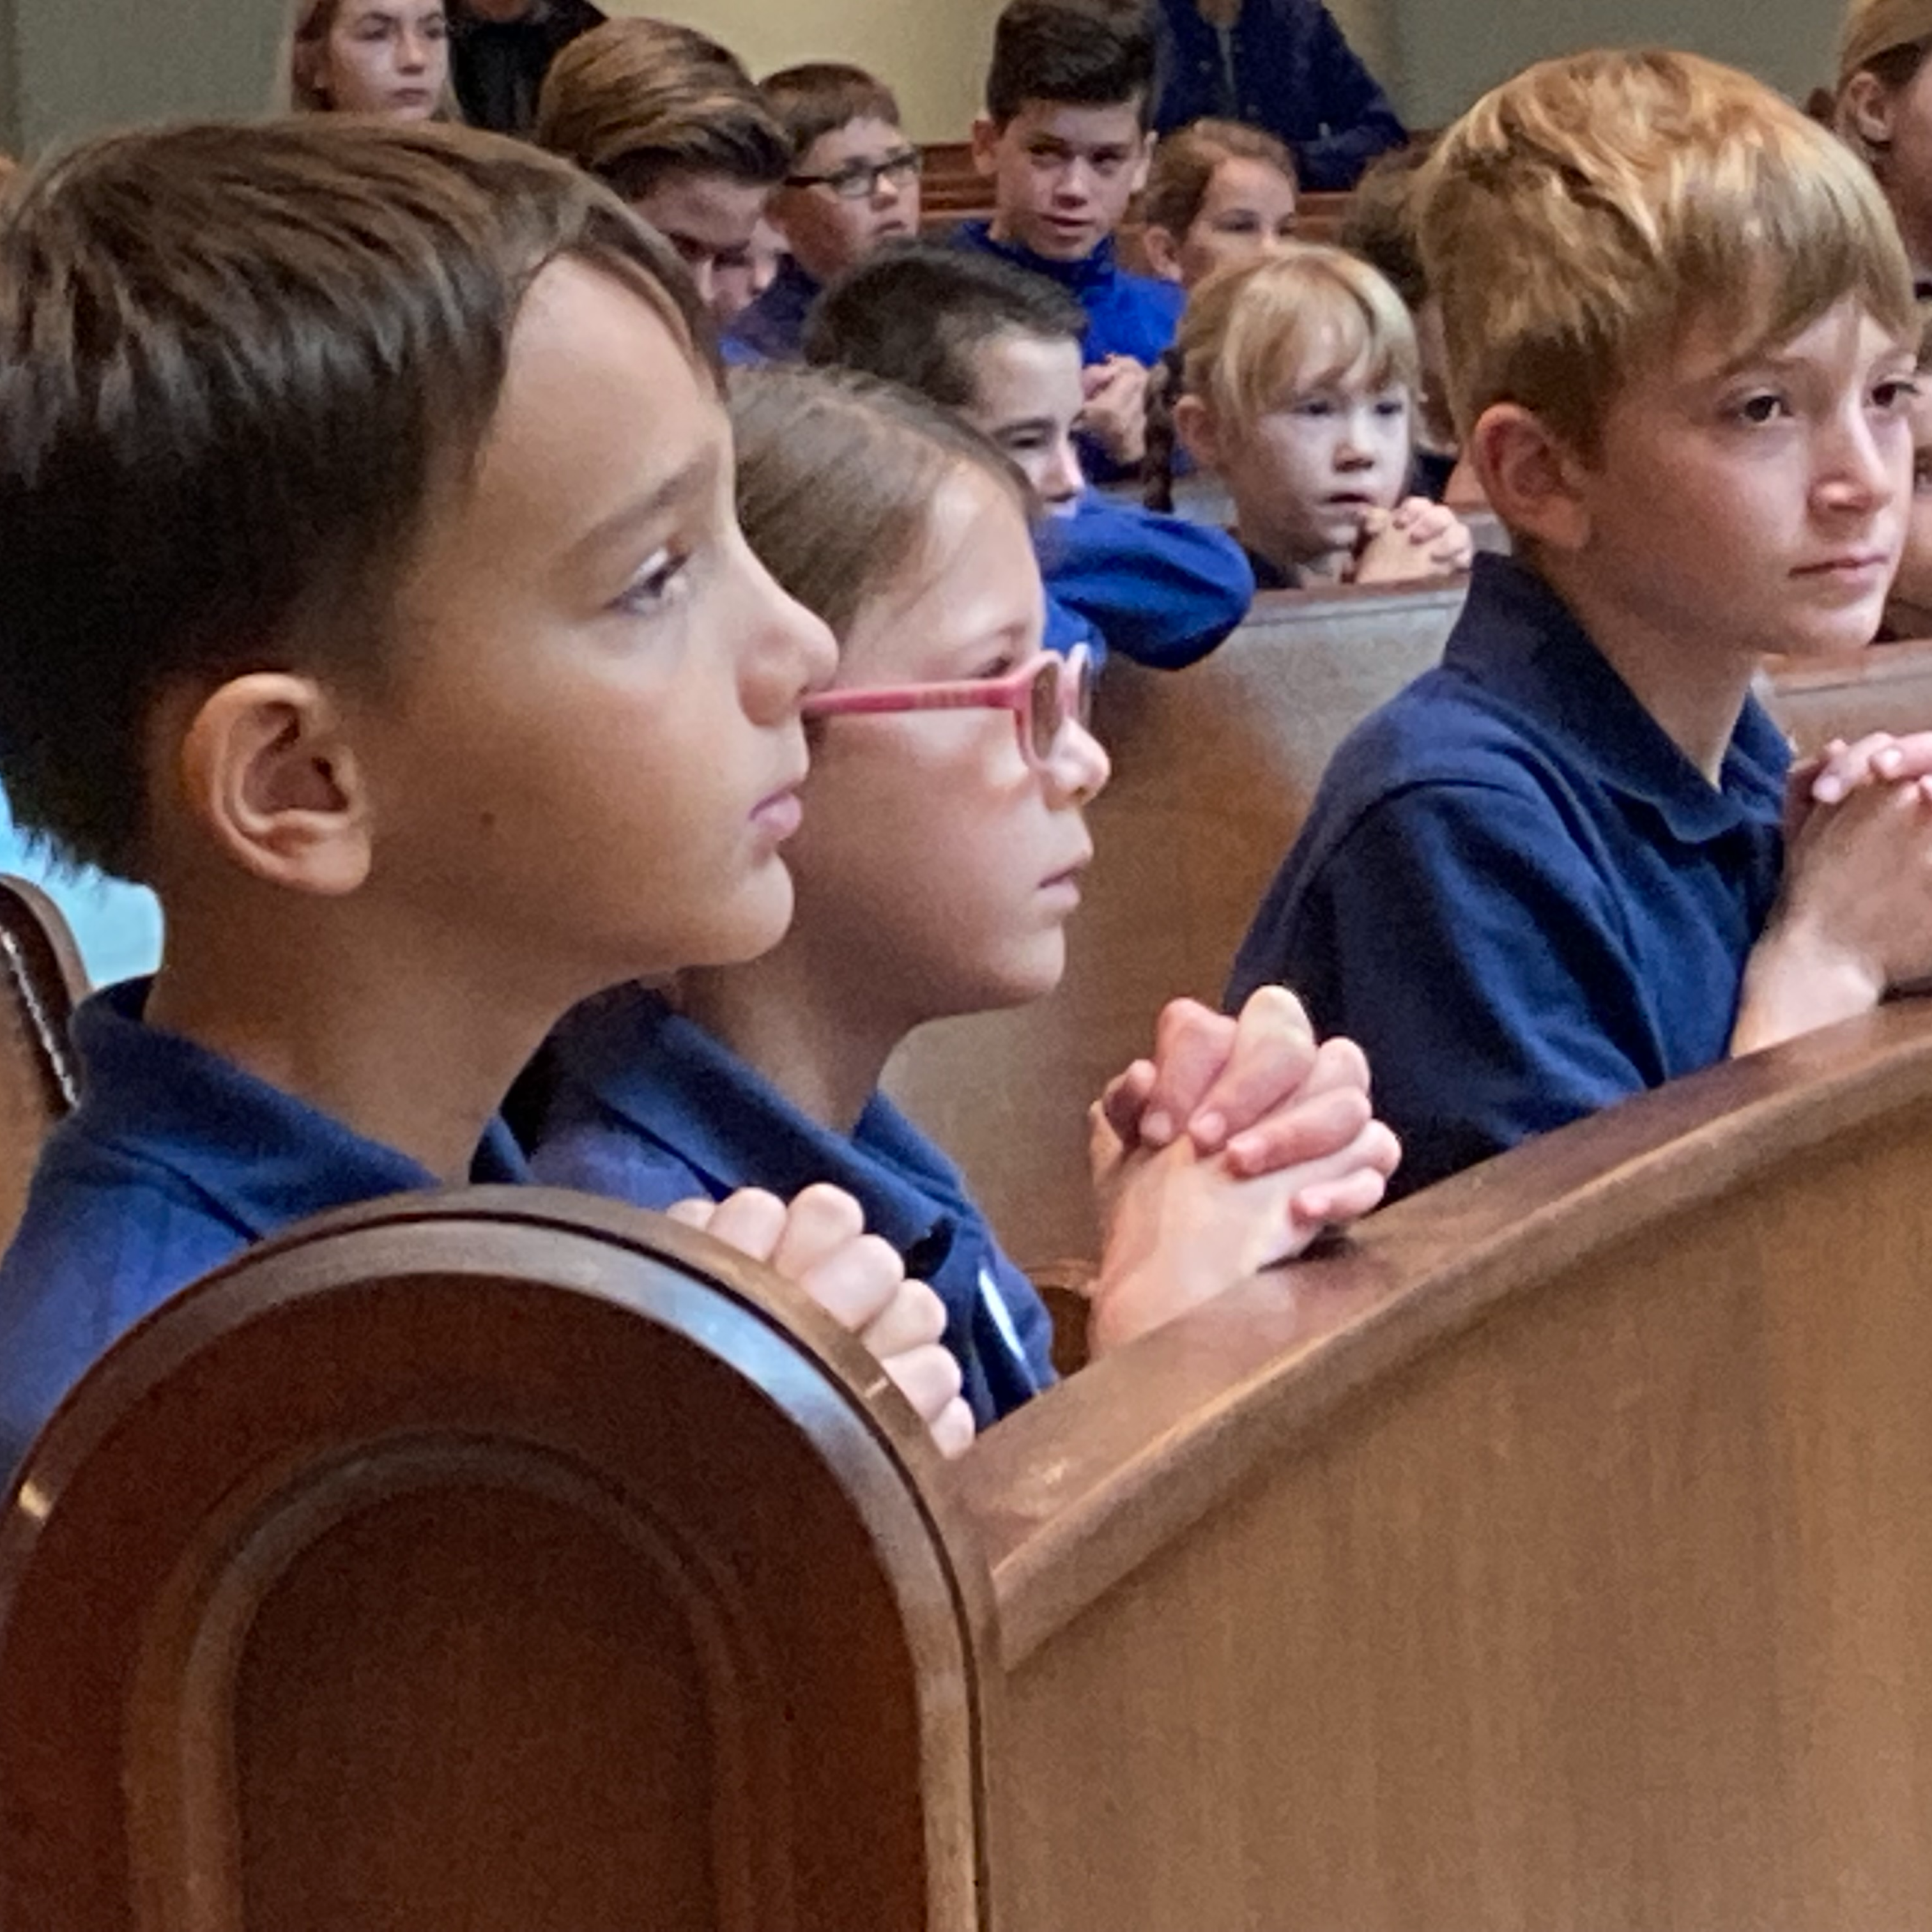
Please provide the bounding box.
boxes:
[1140,117,1300,291]
[1881,300,1932,638]
[535,18,791,328]
[447,0,602,136]
[713,213,787,329]
[1151,0,1404,192]
[1836,0,1932,289]
[281,0,453,120]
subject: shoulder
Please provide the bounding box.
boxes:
[528,1110,712,1212]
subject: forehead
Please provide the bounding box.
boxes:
[1200,155,1297,215]
[966,330,1084,421]
[335,0,445,22]
[1000,100,1144,151]
[631,171,770,254]
[1667,295,1914,388]
[799,116,908,171]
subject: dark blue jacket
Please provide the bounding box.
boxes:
[448,0,606,136]
[528,986,1057,1429]
[723,254,820,365]
[1153,0,1406,190]
[1228,555,1790,1197]
[0,979,530,1480]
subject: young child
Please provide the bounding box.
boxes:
[726,63,921,364]
[533,18,791,327]
[281,0,452,119]
[528,367,1399,1418]
[1162,246,1473,588]
[956,0,1180,482]
[1883,302,1932,638]
[804,240,1254,669]
[0,122,967,1478]
[1230,49,1932,1199]
[1140,118,1300,292]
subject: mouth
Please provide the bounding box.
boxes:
[750,777,807,841]
[1791,551,1892,583]
[1039,848,1094,901]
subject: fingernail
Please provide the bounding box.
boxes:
[1191,1109,1227,1149]
[1142,1109,1174,1146]
[1814,776,1843,802]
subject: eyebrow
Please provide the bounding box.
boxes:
[569,443,719,561]
[993,416,1060,440]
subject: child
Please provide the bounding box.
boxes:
[0,122,966,1478]
[1883,302,1932,638]
[281,0,452,119]
[1230,49,1932,1199]
[803,240,1254,668]
[727,63,922,364]
[534,19,791,327]
[1140,118,1300,291]
[956,0,1180,481]
[1162,247,1473,588]
[527,367,1399,1416]
[1836,0,1932,286]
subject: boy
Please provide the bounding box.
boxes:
[1230,49,1932,1199]
[726,63,922,364]
[0,121,977,1476]
[533,19,791,327]
[956,0,1181,481]
[804,240,1252,669]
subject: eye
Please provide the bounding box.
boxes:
[1000,429,1050,453]
[1292,396,1335,418]
[612,548,690,617]
[1373,394,1409,419]
[974,650,1020,680]
[1874,375,1922,413]
[1212,213,1260,236]
[1732,392,1789,426]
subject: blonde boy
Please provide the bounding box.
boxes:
[1232,50,1932,1196]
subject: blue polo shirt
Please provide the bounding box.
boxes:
[0,978,530,1480]
[528,986,1057,1428]
[723,255,818,365]
[1038,491,1254,670]
[1227,553,1790,1198]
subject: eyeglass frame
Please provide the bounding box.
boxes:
[783,147,924,201]
[799,644,1095,774]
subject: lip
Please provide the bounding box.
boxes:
[1792,551,1891,578]
[1039,848,1094,900]
[750,783,805,841]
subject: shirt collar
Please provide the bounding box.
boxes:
[958,218,1121,296]
[1446,553,1790,845]
[68,978,529,1239]
[550,987,969,1257]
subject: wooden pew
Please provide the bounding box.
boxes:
[884,577,1468,1264]
[1761,634,1932,756]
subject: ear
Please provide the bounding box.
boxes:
[1841,70,1896,151]
[970,115,1003,177]
[1172,393,1222,470]
[1140,222,1184,282]
[174,672,374,898]
[1467,401,1593,553]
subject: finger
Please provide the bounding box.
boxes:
[1811,731,1901,802]
[928,1393,977,1460]
[698,1187,790,1264]
[859,1278,949,1358]
[1184,985,1321,1151]
[882,1341,967,1433]
[1219,1084,1372,1177]
[1291,1120,1404,1208]
[1098,1057,1159,1143]
[797,1230,906,1334]
[765,1181,869,1282]
[1292,1162,1394,1228]
[1138,999,1236,1147]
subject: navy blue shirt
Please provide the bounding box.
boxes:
[949,222,1185,483]
[1038,491,1255,670]
[1228,555,1791,1197]
[1152,0,1406,190]
[528,986,1057,1428]
[723,254,819,365]
[0,979,530,1480]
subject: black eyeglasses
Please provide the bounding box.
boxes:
[785,148,924,201]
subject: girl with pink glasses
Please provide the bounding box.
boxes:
[525,367,1397,1431]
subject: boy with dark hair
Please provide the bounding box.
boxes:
[0,120,974,1476]
[806,240,1253,669]
[447,0,604,136]
[727,62,921,363]
[958,0,1181,480]
[534,18,791,326]
[1230,49,1932,1198]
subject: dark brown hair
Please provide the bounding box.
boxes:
[1336,139,1435,310]
[762,61,902,157]
[0,118,710,879]
[985,0,1156,129]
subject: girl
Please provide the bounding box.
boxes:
[527,367,1399,1425]
[1163,246,1473,587]
[1836,0,1932,283]
[1883,301,1932,638]
[280,0,453,121]
[1140,118,1301,291]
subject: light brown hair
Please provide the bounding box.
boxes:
[0,119,710,878]
[730,365,1033,643]
[279,0,457,116]
[1422,47,1917,453]
[535,18,791,201]
[1142,118,1296,240]
[762,61,903,157]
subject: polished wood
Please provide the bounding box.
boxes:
[0,1189,996,1932]
[1761,634,1932,756]
[0,875,86,1249]
[961,998,1932,1929]
[885,577,1468,1265]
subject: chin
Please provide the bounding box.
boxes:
[684,868,797,969]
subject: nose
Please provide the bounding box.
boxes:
[397,27,429,68]
[1044,433,1085,505]
[1046,714,1111,807]
[1335,411,1377,466]
[1054,158,1096,203]
[1260,227,1298,258]
[871,169,901,207]
[740,551,838,728]
[1817,396,1906,519]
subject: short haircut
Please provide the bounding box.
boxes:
[762,61,903,157]
[730,365,1034,642]
[1421,48,1917,454]
[0,119,709,880]
[1336,140,1434,311]
[1142,118,1297,239]
[535,19,791,201]
[802,240,1085,408]
[985,0,1156,128]
[1175,244,1420,429]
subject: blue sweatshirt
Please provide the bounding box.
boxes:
[1152,0,1406,191]
[723,254,820,365]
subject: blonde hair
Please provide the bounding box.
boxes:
[1421,48,1917,454]
[1142,118,1296,238]
[278,0,456,117]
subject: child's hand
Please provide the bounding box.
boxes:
[1349,496,1473,584]
[669,1184,975,1458]
[1784,732,1932,842]
[1078,355,1151,466]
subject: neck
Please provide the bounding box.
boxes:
[1234,514,1347,585]
[1532,551,1756,783]
[678,940,916,1137]
[144,894,556,1184]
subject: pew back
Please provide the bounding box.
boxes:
[0,876,86,1249]
[1761,634,1932,756]
[884,577,1468,1263]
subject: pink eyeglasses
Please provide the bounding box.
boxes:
[800,644,1095,774]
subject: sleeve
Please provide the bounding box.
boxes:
[1038,495,1256,670]
[528,1112,717,1214]
[1232,778,1667,1197]
[1287,4,1407,191]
